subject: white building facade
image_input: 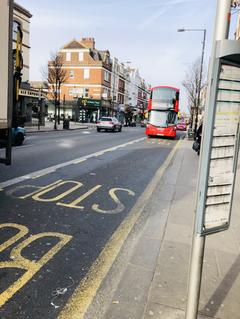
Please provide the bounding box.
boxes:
[111,58,150,119]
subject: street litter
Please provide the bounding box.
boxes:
[50,276,74,309]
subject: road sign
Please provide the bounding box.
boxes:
[196,40,240,235]
[0,0,13,129]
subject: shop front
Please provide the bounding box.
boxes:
[77,98,113,123]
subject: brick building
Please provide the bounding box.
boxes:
[48,37,150,123]
[49,38,113,122]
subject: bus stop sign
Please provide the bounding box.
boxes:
[196,40,240,235]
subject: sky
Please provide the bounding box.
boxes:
[17,0,238,113]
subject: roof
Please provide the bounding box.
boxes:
[61,39,111,64]
[14,2,32,18]
[99,50,110,61]
[63,40,87,49]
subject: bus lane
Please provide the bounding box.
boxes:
[0,138,177,319]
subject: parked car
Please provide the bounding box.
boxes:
[97,117,122,132]
[176,120,187,131]
[0,127,25,147]
[12,127,26,145]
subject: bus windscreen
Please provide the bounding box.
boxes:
[148,110,177,127]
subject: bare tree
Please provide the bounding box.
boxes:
[182,57,206,130]
[42,52,67,129]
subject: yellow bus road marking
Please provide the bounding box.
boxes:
[57,185,102,209]
[0,223,28,253]
[58,139,181,319]
[92,188,135,214]
[9,179,135,215]
[17,180,61,199]
[0,223,72,307]
[32,180,83,203]
[0,137,145,190]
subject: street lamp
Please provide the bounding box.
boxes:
[177,28,206,135]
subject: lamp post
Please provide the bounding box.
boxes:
[177,28,206,135]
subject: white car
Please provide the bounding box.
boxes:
[97,117,122,132]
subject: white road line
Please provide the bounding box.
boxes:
[0,137,145,190]
[14,144,34,149]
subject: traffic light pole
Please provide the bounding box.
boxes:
[185,1,232,318]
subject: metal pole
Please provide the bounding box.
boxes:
[185,235,205,319]
[185,1,232,318]
[54,90,57,129]
[57,86,61,124]
[6,0,13,165]
[194,29,206,135]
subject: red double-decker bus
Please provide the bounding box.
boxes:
[146,86,180,138]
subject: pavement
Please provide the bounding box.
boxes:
[25,120,89,133]
[83,138,240,319]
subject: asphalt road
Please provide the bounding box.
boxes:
[0,127,181,319]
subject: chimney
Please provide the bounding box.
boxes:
[80,37,95,49]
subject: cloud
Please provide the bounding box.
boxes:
[137,0,198,30]
[143,0,196,7]
[137,8,167,30]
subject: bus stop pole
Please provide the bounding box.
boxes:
[185,1,232,318]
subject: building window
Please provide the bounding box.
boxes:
[13,20,21,42]
[118,93,124,104]
[84,69,90,79]
[79,52,84,61]
[66,52,71,61]
[102,88,109,99]
[69,70,74,79]
[104,70,110,82]
[118,79,125,93]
